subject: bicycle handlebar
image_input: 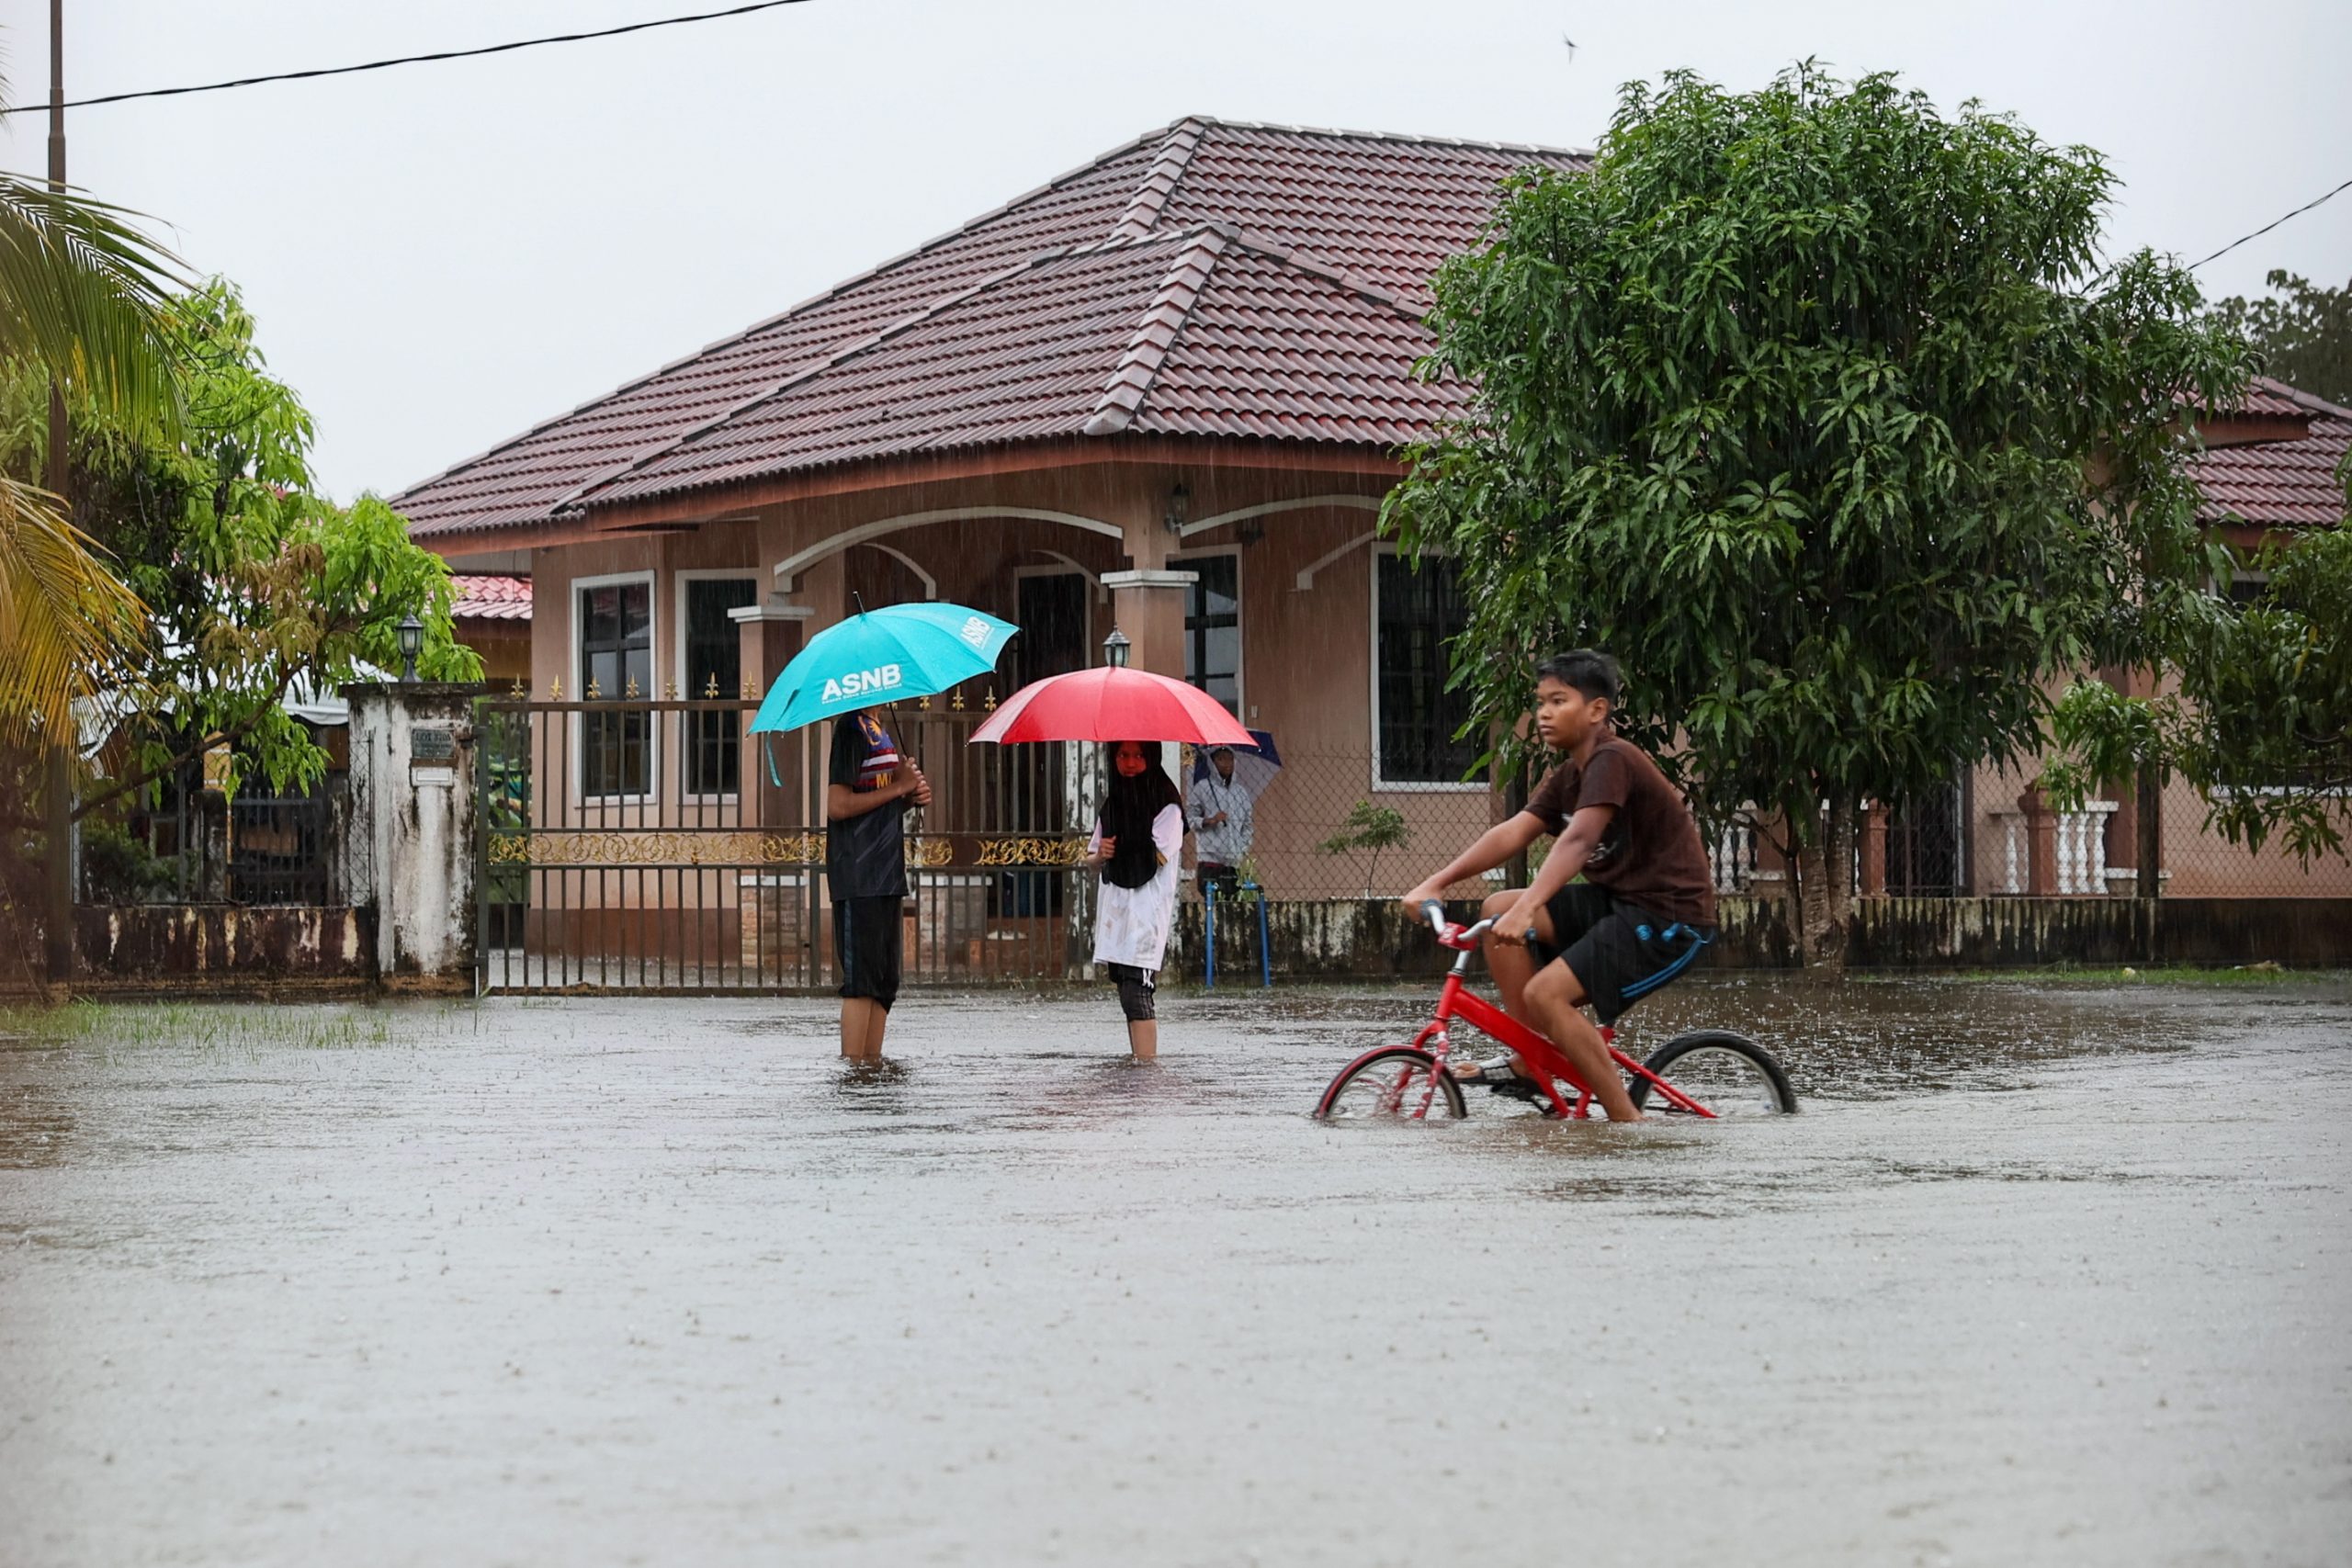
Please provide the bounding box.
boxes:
[1419,899,1497,951]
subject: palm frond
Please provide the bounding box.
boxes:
[0,472,147,752]
[0,172,187,439]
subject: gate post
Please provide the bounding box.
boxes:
[343,682,481,988]
[731,593,815,823]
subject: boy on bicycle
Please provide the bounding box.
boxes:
[1398,650,1717,1122]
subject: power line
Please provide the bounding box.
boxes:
[2189,174,2352,270]
[0,0,819,114]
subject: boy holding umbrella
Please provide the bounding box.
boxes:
[746,600,1016,1065]
[827,709,928,1062]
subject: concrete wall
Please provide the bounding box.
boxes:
[1179,895,2352,981]
[342,682,479,987]
[74,905,374,986]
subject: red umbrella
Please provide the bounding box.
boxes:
[968,666,1256,746]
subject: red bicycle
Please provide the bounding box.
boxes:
[1314,905,1796,1121]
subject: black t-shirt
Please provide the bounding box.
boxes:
[1524,735,1717,927]
[826,713,907,901]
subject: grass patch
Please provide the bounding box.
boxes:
[1858,964,2352,987]
[0,998,399,1053]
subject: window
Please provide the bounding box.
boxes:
[1182,553,1240,715]
[1375,552,1476,784]
[683,578,756,795]
[579,579,652,796]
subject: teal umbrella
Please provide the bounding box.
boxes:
[748,602,1017,733]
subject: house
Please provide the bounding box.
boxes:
[394,116,1590,914]
[450,574,533,686]
[391,115,2346,977]
[1950,378,2352,900]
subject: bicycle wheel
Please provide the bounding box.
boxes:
[1628,1030,1796,1117]
[1315,1046,1467,1121]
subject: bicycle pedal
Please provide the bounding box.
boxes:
[1482,1076,1546,1104]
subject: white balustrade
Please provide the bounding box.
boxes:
[1712,820,1758,894]
[1986,801,2119,895]
[2055,802,2119,894]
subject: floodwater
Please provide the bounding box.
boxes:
[3,976,2348,1568]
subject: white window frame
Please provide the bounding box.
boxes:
[673,570,760,802]
[1170,545,1244,718]
[572,570,658,806]
[1368,543,1483,794]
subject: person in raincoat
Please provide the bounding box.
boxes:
[1189,745,1255,899]
[1085,740,1183,1062]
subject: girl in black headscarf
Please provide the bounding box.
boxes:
[1085,740,1184,1061]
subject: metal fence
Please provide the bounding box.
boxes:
[225,796,332,905]
[474,698,1095,994]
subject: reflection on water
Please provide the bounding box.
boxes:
[0,977,2345,1567]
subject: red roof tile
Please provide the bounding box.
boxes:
[394,117,1587,538]
[2190,383,2351,529]
[449,574,532,620]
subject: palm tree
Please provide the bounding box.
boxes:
[0,88,185,753]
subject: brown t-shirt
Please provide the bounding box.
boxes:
[1524,736,1718,927]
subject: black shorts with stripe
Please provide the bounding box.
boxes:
[834,897,902,1010]
[1532,884,1713,1025]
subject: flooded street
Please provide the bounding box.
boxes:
[3,976,2348,1567]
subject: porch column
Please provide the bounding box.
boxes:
[731,595,815,825]
[1102,569,1197,676]
[1860,803,1888,897]
[2019,785,2057,897]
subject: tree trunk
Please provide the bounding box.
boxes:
[43,737,73,987]
[1792,795,1852,975]
[2135,765,2161,900]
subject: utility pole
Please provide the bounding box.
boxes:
[42,0,74,987]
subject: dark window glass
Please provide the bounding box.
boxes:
[1014,572,1089,685]
[684,579,756,795]
[1376,554,1476,784]
[581,581,652,796]
[1183,554,1240,716]
[1883,783,1968,896]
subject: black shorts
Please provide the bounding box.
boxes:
[1532,884,1713,1024]
[834,897,902,1009]
[1105,962,1156,1021]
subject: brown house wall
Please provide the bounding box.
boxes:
[487,459,2345,912]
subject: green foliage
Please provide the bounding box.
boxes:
[2052,525,2352,860]
[0,169,185,441]
[2,279,478,813]
[1318,800,1411,896]
[1388,65,2250,864]
[78,819,177,904]
[0,58,183,755]
[2211,271,2352,406]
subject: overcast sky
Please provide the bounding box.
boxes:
[6,0,2346,503]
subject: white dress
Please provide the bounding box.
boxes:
[1088,804,1183,972]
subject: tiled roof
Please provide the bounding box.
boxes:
[2204,377,2313,420]
[2191,380,2351,528]
[394,117,1587,539]
[449,574,532,620]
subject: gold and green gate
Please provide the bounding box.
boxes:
[475,695,1093,994]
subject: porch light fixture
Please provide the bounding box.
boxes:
[1162,481,1190,536]
[396,612,424,682]
[1102,626,1131,668]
